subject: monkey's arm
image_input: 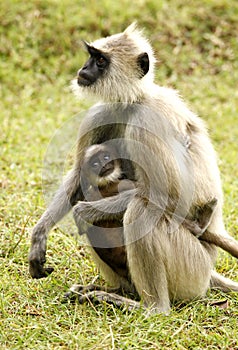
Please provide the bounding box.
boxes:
[28,106,106,278]
[29,168,83,278]
[73,188,137,226]
[28,104,129,279]
[117,179,137,192]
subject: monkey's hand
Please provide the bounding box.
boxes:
[183,219,204,237]
[29,222,54,279]
[183,198,218,238]
[73,189,137,225]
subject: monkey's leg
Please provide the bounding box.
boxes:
[123,198,171,314]
[29,169,82,278]
[210,270,238,292]
[73,189,137,226]
[123,197,220,314]
[126,237,171,314]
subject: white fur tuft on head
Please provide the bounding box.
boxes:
[123,22,156,76]
[123,22,138,35]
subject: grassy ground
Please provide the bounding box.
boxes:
[1,0,238,349]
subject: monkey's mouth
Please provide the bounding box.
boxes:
[99,168,113,177]
[77,69,97,87]
[77,75,92,86]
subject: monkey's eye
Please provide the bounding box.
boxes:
[96,56,107,68]
[92,161,99,168]
[103,154,110,161]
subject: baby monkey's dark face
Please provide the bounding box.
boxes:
[82,144,122,187]
[90,150,116,177]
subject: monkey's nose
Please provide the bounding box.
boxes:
[99,162,114,177]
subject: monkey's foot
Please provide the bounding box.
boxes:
[78,290,141,311]
[64,283,140,311]
[63,283,120,301]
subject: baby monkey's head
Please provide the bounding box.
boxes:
[81,144,122,187]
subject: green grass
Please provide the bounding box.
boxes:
[1,0,238,348]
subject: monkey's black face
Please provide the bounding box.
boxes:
[99,160,115,177]
[77,44,110,86]
[90,151,115,177]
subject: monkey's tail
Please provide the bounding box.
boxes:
[210,270,238,292]
[201,231,238,259]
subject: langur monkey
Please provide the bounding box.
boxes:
[76,143,135,283]
[29,24,238,313]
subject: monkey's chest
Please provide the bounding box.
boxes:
[87,221,128,279]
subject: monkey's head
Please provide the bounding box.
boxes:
[81,144,122,187]
[72,23,156,103]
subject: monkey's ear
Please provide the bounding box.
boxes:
[137,52,149,77]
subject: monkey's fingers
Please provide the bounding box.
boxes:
[63,284,107,303]
[183,219,204,237]
[64,283,120,298]
[44,266,54,275]
[29,260,54,279]
[63,290,78,302]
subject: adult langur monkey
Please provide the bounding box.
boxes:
[29,23,238,313]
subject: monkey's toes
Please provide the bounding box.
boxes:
[63,290,78,303]
[44,266,54,275]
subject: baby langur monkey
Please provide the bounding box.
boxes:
[76,143,136,282]
[71,143,138,307]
